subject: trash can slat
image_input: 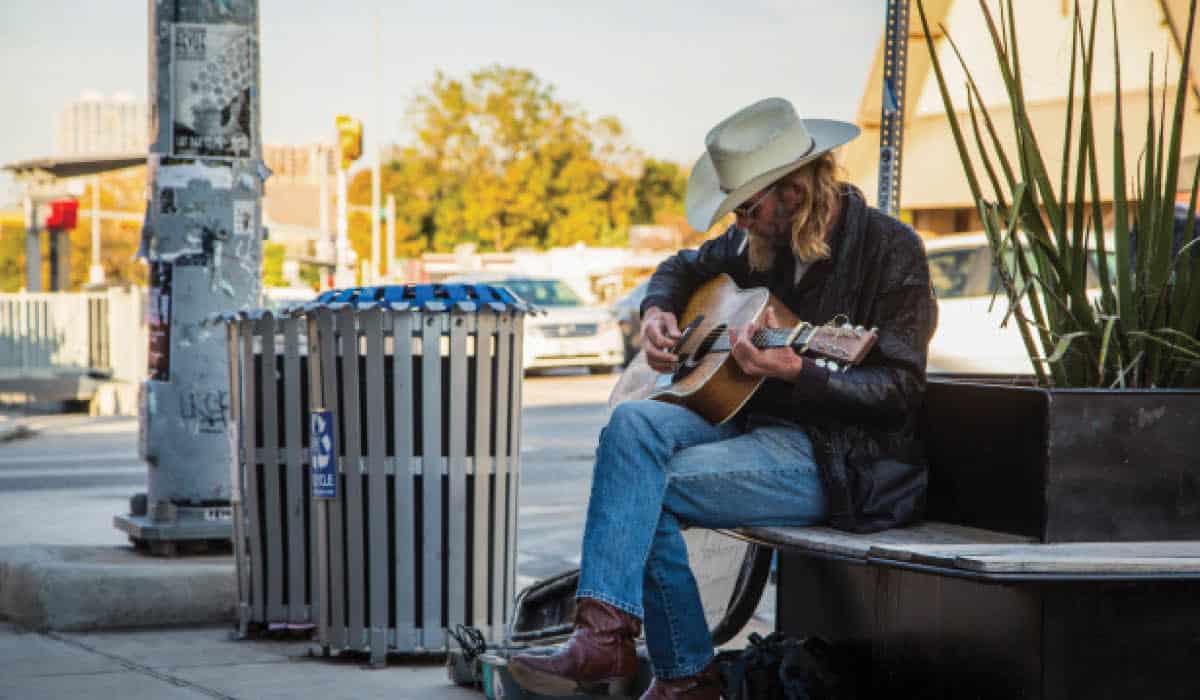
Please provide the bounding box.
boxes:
[507,316,525,623]
[448,309,469,634]
[362,309,389,665]
[420,311,445,651]
[337,307,366,649]
[282,317,307,624]
[318,309,346,649]
[391,311,417,648]
[307,311,332,641]
[259,314,285,622]
[240,320,265,623]
[472,311,495,639]
[492,311,512,632]
[226,320,252,636]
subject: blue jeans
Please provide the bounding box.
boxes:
[576,399,828,679]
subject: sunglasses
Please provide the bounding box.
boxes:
[732,184,774,218]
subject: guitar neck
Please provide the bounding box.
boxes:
[708,326,813,353]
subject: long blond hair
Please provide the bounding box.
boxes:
[745,151,842,272]
[783,151,840,263]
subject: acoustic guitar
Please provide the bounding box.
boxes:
[608,274,878,424]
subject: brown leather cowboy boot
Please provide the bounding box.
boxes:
[639,660,722,700]
[508,598,642,696]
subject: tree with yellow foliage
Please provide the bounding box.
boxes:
[349,65,687,257]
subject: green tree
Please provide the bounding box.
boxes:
[361,66,660,253]
[348,66,691,259]
[632,159,687,225]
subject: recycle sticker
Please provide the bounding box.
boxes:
[310,409,337,499]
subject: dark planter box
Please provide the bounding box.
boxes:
[920,378,1200,542]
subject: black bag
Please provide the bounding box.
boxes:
[717,632,856,700]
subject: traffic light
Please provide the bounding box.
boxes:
[335,115,362,171]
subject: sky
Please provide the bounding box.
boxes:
[0,0,885,205]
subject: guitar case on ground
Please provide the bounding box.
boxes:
[447,533,773,698]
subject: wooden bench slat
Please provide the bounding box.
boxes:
[730,522,1033,560]
[869,541,1200,575]
[734,522,1200,576]
[957,555,1200,574]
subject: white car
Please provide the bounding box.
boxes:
[924,232,1112,376]
[447,274,625,374]
[925,233,1034,375]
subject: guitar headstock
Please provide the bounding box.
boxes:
[801,322,878,371]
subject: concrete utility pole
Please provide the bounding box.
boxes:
[333,115,362,287]
[370,11,383,283]
[335,164,353,287]
[89,176,105,286]
[115,0,266,555]
[22,195,40,292]
[385,193,396,279]
[371,163,381,283]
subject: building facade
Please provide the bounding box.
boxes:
[54,91,148,157]
[262,143,335,184]
[841,0,1200,235]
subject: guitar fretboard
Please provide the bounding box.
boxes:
[708,326,812,353]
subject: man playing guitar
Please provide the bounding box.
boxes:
[510,97,938,699]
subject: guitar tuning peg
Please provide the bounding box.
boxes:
[815,358,827,369]
[828,360,841,372]
[854,325,865,332]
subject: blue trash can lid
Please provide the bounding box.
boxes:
[314,283,529,310]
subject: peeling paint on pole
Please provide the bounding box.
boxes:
[116,0,264,551]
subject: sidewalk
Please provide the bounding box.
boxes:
[0,622,475,700]
[0,386,775,699]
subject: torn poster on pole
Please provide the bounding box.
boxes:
[171,23,254,159]
[147,262,173,381]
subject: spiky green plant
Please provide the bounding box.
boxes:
[916,0,1200,387]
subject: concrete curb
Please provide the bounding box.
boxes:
[0,546,235,631]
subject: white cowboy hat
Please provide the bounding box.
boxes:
[685,97,861,232]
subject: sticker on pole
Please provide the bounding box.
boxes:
[310,410,337,499]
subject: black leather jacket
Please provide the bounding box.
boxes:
[640,188,938,532]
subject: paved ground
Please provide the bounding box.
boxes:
[0,371,774,698]
[0,622,477,700]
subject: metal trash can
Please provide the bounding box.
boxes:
[222,308,318,636]
[305,284,531,664]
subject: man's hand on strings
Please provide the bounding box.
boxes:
[641,307,682,373]
[728,306,804,380]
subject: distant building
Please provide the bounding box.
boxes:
[841,0,1200,235]
[263,143,334,184]
[55,91,148,157]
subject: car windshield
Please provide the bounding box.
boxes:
[500,279,584,307]
[928,247,983,299]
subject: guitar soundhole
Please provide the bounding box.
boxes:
[670,323,726,382]
[695,324,725,359]
[683,323,725,368]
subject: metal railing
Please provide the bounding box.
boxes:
[0,288,147,385]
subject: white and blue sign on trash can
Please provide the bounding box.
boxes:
[310,409,337,499]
